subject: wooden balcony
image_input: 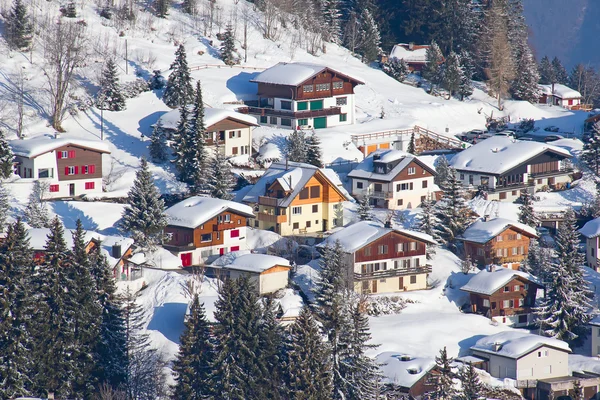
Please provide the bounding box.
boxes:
[238,106,342,119]
[257,213,287,224]
[371,190,394,200]
[354,265,432,281]
[162,243,196,252]
[258,196,280,207]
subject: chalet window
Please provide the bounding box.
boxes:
[460,173,465,180]
[303,85,314,93]
[85,182,95,190]
[408,167,416,175]
[260,116,267,123]
[49,184,59,193]
[397,183,410,191]
[518,298,524,307]
[66,166,76,175]
[516,233,522,239]
[374,183,383,192]
[497,249,503,257]
[229,131,235,138]
[382,262,387,270]
[514,285,520,291]
[306,221,311,228]
[292,206,302,215]
[38,168,53,178]
[503,299,514,308]
[310,186,320,198]
[422,180,428,188]
[316,83,330,91]
[410,275,417,284]
[481,176,489,186]
[270,117,278,125]
[201,233,212,242]
[477,248,484,256]
[298,118,308,126]
[299,188,309,199]
[409,242,417,251]
[339,114,347,122]
[483,299,490,307]
[538,350,548,358]
[364,247,371,256]
[293,222,299,229]
[225,214,231,222]
[333,82,344,90]
[469,175,474,185]
[402,259,410,269]
[281,101,292,110]
[312,205,318,213]
[397,243,404,252]
[496,235,503,242]
[336,97,347,106]
[281,118,292,127]
[414,258,420,267]
[59,151,69,159]
[356,181,364,189]
[378,245,388,255]
[504,286,510,292]
[512,247,518,255]
[397,199,403,206]
[297,102,308,111]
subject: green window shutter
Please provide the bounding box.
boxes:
[298,119,308,126]
[310,100,323,110]
[297,101,308,111]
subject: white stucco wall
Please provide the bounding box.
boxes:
[259,270,289,294]
[222,127,253,156]
[586,237,599,271]
[516,347,569,380]
[352,176,435,210]
[591,325,600,356]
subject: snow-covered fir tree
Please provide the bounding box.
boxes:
[407,131,416,154]
[163,45,194,108]
[286,129,308,163]
[458,362,484,400]
[206,146,235,200]
[149,120,168,163]
[539,56,555,85]
[154,0,169,18]
[149,70,166,90]
[172,294,214,399]
[172,105,191,182]
[435,169,474,251]
[24,181,50,228]
[434,155,451,189]
[258,299,287,399]
[0,184,10,232]
[382,58,409,82]
[442,51,463,97]
[423,41,444,90]
[583,121,600,175]
[0,129,14,179]
[518,190,539,228]
[357,9,381,63]
[535,208,594,344]
[431,347,457,400]
[119,157,167,251]
[181,0,196,15]
[0,219,33,399]
[5,0,32,49]
[356,194,373,221]
[187,81,209,193]
[510,42,541,102]
[415,198,439,260]
[306,132,323,167]
[286,306,334,399]
[321,0,341,43]
[220,24,237,66]
[572,380,584,400]
[520,238,552,283]
[552,57,569,85]
[97,58,126,112]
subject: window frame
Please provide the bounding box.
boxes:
[292,206,302,215]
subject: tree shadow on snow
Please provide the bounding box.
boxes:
[147,302,188,344]
[138,111,167,137]
[52,201,99,231]
[457,334,487,357]
[225,72,259,100]
[441,271,473,308]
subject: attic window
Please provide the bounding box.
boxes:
[333,81,343,90]
[408,167,416,175]
[303,85,314,93]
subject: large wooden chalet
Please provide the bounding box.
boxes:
[239,62,364,129]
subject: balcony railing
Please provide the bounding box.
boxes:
[529,166,574,178]
[257,213,287,224]
[354,265,432,281]
[370,190,394,200]
[238,106,342,119]
[258,195,280,207]
[162,243,196,252]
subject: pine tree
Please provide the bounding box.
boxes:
[435,169,474,252]
[0,219,33,399]
[510,42,541,102]
[572,380,584,400]
[286,306,333,400]
[220,24,237,66]
[415,198,439,260]
[423,41,443,90]
[458,362,483,400]
[206,146,235,200]
[520,238,552,283]
[149,120,168,163]
[321,0,341,43]
[172,294,214,399]
[163,45,194,108]
[5,0,32,49]
[187,81,209,193]
[97,58,126,111]
[382,58,409,82]
[552,57,569,85]
[431,347,457,399]
[356,194,373,221]
[535,209,594,344]
[356,9,381,63]
[258,299,286,399]
[518,190,539,229]
[0,183,11,232]
[286,130,308,163]
[539,56,555,85]
[407,132,416,154]
[306,132,323,167]
[434,155,451,189]
[442,51,462,97]
[154,0,169,18]
[149,70,166,90]
[457,53,474,101]
[119,157,167,251]
[172,105,192,183]
[583,121,600,176]
[0,130,14,180]
[24,181,50,228]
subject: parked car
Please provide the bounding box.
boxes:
[494,130,516,139]
[544,134,564,142]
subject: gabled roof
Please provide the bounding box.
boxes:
[470,331,571,360]
[460,266,542,296]
[156,107,259,131]
[221,253,291,274]
[539,84,582,99]
[375,352,436,388]
[10,135,111,158]
[389,44,429,63]
[459,217,538,244]
[450,136,572,175]
[347,149,437,182]
[242,161,352,208]
[165,196,255,229]
[317,221,436,253]
[579,217,600,239]
[250,62,364,86]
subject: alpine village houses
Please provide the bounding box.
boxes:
[450,136,574,202]
[242,161,352,236]
[318,221,436,294]
[163,197,256,266]
[348,149,437,210]
[10,135,110,199]
[239,62,364,129]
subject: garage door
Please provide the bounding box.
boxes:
[366,144,378,154]
[314,117,327,129]
[310,100,323,110]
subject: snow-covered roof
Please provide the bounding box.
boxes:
[222,253,291,274]
[165,196,255,229]
[347,149,436,182]
[375,352,436,388]
[589,315,600,327]
[389,44,429,64]
[318,221,435,253]
[10,135,111,158]
[250,62,364,86]
[539,84,582,99]
[579,217,600,239]
[460,217,538,244]
[450,136,572,175]
[461,266,542,296]
[242,161,352,207]
[156,107,258,131]
[470,331,571,359]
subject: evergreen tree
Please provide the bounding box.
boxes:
[423,41,443,90]
[97,58,126,112]
[457,53,473,100]
[206,146,235,200]
[181,0,196,15]
[510,42,541,102]
[382,58,409,82]
[187,81,209,193]
[0,219,33,399]
[258,299,286,399]
[286,130,308,163]
[458,362,483,400]
[356,9,381,63]
[431,347,457,399]
[434,155,451,189]
[0,129,14,179]
[518,190,539,229]
[572,380,584,400]
[286,306,333,400]
[163,45,194,108]
[583,121,600,176]
[407,131,416,154]
[520,238,552,283]
[5,0,32,49]
[172,105,192,182]
[539,56,555,85]
[442,51,462,97]
[306,132,323,167]
[0,183,11,232]
[321,0,341,43]
[119,157,167,251]
[220,24,237,66]
[415,198,439,259]
[172,294,214,399]
[552,57,569,85]
[24,181,50,228]
[149,120,168,163]
[64,1,77,17]
[356,194,373,221]
[154,0,169,18]
[435,169,474,252]
[149,70,166,90]
[535,209,594,344]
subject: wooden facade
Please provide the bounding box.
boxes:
[355,231,427,263]
[464,226,536,266]
[164,210,247,249]
[468,276,540,321]
[55,144,104,181]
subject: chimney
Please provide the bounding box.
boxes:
[492,342,503,352]
[384,220,392,229]
[112,244,122,259]
[483,214,489,222]
[486,264,496,272]
[408,42,414,51]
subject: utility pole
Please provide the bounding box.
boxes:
[125,39,128,75]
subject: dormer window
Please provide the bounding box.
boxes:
[375,165,385,174]
[408,167,416,175]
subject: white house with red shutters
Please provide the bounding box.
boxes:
[10,135,110,199]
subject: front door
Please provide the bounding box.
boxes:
[313,117,327,129]
[69,183,75,196]
[322,219,328,232]
[399,277,404,290]
[372,279,377,293]
[181,253,192,267]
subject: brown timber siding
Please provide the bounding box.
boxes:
[392,160,434,182]
[207,118,254,132]
[464,226,535,266]
[355,231,427,263]
[469,277,540,318]
[56,145,104,181]
[165,211,249,249]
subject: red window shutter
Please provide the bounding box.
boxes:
[74,166,79,175]
[57,152,63,159]
[68,150,75,158]
[65,167,69,175]
[231,246,240,252]
[90,165,96,174]
[230,229,240,238]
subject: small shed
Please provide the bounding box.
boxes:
[222,253,291,295]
